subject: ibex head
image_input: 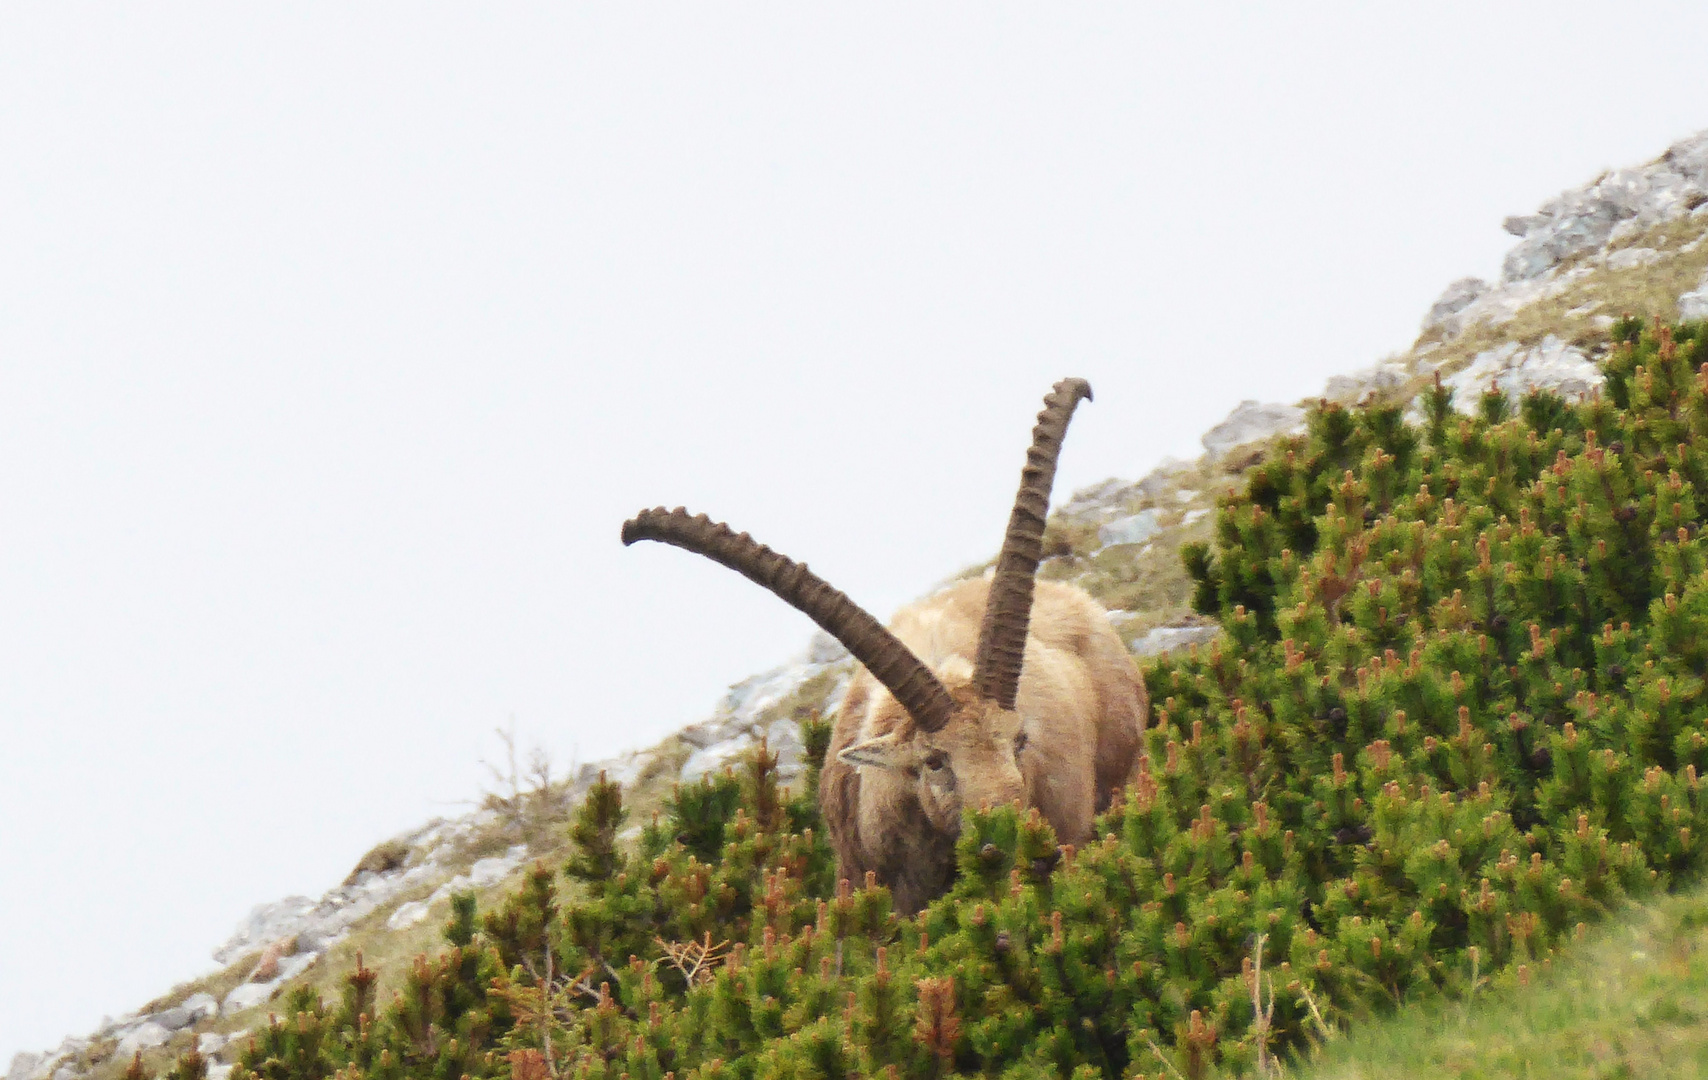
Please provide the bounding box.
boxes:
[836,660,1030,835]
[623,378,1092,835]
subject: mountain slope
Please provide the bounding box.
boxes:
[15,126,1708,1080]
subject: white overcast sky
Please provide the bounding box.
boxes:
[6,2,1708,1060]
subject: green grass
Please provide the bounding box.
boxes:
[1291,882,1708,1080]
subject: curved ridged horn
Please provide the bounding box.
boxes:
[622,507,958,731]
[972,378,1093,709]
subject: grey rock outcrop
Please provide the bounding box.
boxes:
[112,1024,170,1061]
[221,951,320,1017]
[1097,510,1163,549]
[1323,360,1411,403]
[1438,335,1603,413]
[1679,267,1708,321]
[1201,401,1306,459]
[1426,129,1708,341]
[151,993,216,1032]
[1130,624,1223,659]
[213,897,317,966]
[1500,131,1708,283]
[1421,277,1490,334]
[1057,459,1198,526]
[207,819,469,982]
[1604,246,1661,270]
[674,637,850,786]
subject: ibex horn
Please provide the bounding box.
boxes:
[622,508,958,732]
[972,377,1093,710]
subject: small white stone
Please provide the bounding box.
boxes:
[1097,510,1163,548]
[468,856,518,888]
[1130,625,1221,659]
[387,901,431,930]
[680,738,751,784]
[113,1023,170,1060]
[1679,268,1708,320]
[1605,246,1660,270]
[222,981,276,1016]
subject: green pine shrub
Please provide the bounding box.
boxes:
[133,319,1708,1078]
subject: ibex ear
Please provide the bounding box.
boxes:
[837,732,913,771]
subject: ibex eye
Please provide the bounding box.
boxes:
[1014,732,1029,753]
[924,752,948,771]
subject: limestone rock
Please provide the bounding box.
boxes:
[1057,459,1199,525]
[213,897,315,966]
[221,981,275,1016]
[680,739,751,784]
[248,938,293,982]
[1201,401,1306,459]
[1503,214,1549,237]
[151,1010,192,1033]
[1324,361,1409,402]
[113,1023,170,1060]
[386,901,431,931]
[426,847,528,906]
[1130,624,1222,659]
[1679,268,1708,321]
[1604,246,1660,270]
[764,717,807,776]
[185,993,218,1022]
[1499,130,1708,283]
[1440,335,1603,414]
[806,631,848,665]
[220,953,320,1017]
[1421,277,1489,334]
[1097,510,1163,549]
[1056,477,1138,521]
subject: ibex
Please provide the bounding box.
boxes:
[623,379,1148,913]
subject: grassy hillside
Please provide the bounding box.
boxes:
[1294,881,1708,1079]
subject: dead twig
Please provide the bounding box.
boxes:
[1247,933,1276,1075]
[654,932,731,988]
[1297,983,1336,1042]
[1142,1033,1188,1080]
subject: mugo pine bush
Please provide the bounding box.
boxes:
[133,319,1708,1077]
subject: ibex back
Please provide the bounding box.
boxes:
[623,379,1148,913]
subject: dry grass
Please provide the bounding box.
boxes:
[1409,215,1708,389]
